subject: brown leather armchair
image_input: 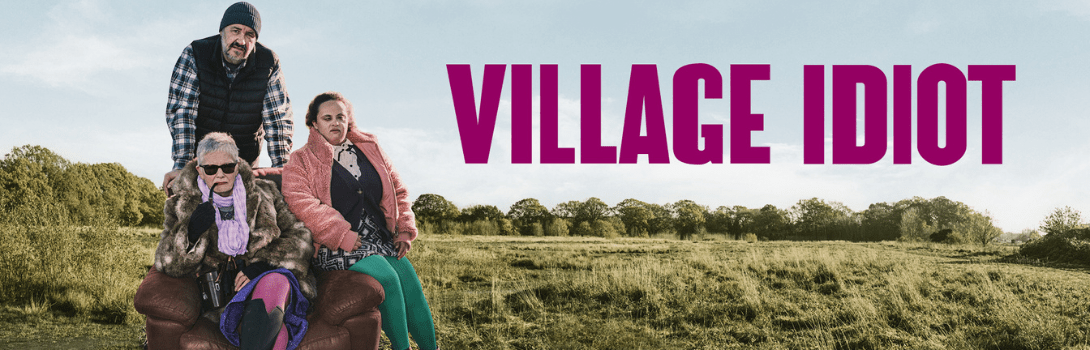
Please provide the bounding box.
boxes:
[138,168,383,349]
[134,266,384,350]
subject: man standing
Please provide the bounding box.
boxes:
[163,2,293,192]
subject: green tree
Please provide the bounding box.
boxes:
[59,163,102,223]
[927,196,971,230]
[575,197,611,224]
[508,198,551,235]
[895,196,971,231]
[0,155,66,225]
[467,220,500,235]
[529,222,544,236]
[592,219,622,238]
[550,200,581,220]
[834,211,866,241]
[573,221,594,236]
[412,194,460,228]
[86,163,144,226]
[899,207,932,242]
[1040,206,1083,235]
[724,206,756,240]
[496,217,515,235]
[460,204,506,223]
[545,218,570,236]
[670,199,707,240]
[135,176,167,227]
[751,205,789,240]
[860,202,902,241]
[551,198,612,236]
[0,145,167,227]
[647,203,675,235]
[790,198,851,240]
[705,206,731,235]
[605,216,626,238]
[614,199,653,237]
[5,146,74,223]
[957,210,1002,246]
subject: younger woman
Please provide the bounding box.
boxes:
[282,92,437,350]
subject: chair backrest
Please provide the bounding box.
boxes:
[259,173,283,192]
[253,167,284,192]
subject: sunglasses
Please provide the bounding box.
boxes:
[199,162,238,175]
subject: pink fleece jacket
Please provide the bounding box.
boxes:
[282,127,418,256]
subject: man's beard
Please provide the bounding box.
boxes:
[223,42,249,64]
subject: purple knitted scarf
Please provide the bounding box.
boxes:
[197,174,250,256]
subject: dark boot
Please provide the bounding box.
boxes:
[239,299,285,350]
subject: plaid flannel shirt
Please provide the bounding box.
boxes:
[165,44,293,170]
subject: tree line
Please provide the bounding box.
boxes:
[413,194,1012,245]
[0,145,165,227]
[3,145,1072,246]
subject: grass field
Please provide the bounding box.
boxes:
[3,232,1090,349]
[0,225,158,350]
[413,235,1090,349]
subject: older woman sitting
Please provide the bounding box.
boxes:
[155,132,316,350]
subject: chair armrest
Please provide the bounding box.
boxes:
[314,270,384,326]
[134,266,202,326]
[252,167,283,177]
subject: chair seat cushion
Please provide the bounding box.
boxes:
[175,314,352,350]
[298,316,351,350]
[180,318,235,350]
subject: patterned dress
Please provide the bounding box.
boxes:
[312,141,398,272]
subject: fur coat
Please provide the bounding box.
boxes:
[282,127,418,255]
[154,159,317,304]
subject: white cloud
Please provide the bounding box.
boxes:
[1039,0,1090,21]
[0,0,200,94]
[906,19,939,35]
[2,35,149,88]
[658,2,737,25]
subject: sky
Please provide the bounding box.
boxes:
[1,0,1088,233]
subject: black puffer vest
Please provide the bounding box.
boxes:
[190,35,277,165]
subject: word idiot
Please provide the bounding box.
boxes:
[446,64,1015,165]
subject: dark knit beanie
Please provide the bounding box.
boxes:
[219,2,261,38]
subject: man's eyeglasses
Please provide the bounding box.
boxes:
[199,162,238,175]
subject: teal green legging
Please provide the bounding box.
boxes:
[349,255,437,350]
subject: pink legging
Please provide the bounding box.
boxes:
[250,272,290,350]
